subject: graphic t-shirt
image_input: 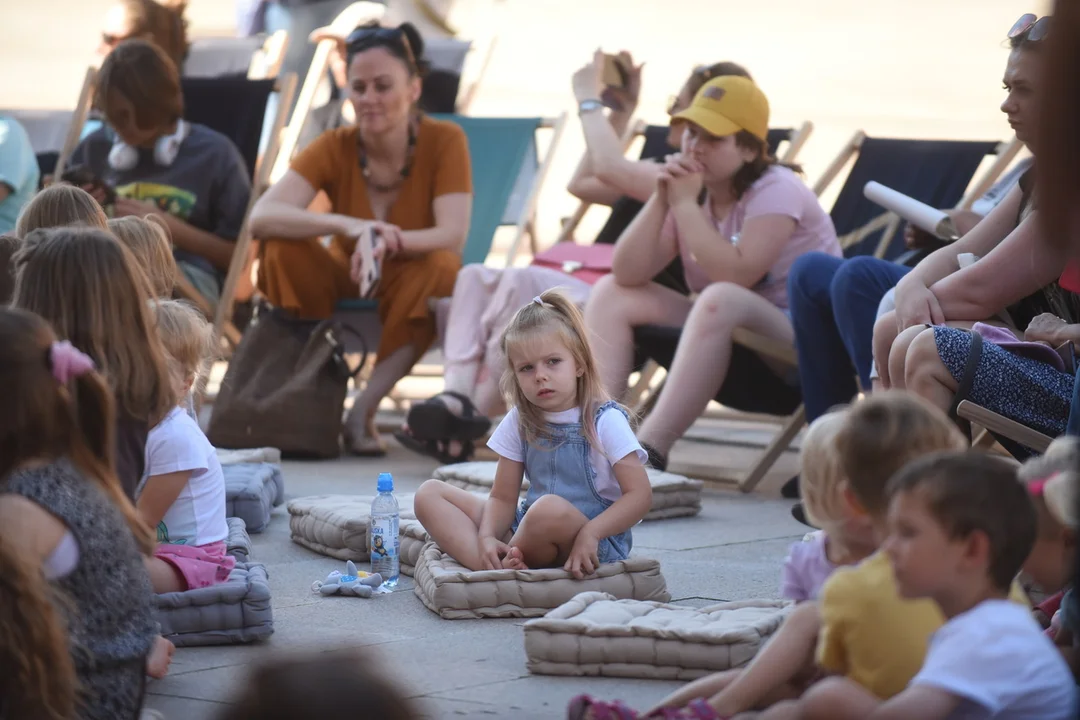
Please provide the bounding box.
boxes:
[70,123,252,276]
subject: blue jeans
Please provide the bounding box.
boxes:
[788,253,910,422]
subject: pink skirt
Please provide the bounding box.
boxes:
[155,541,236,590]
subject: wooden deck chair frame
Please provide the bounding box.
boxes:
[271,1,389,184]
[501,113,569,266]
[247,29,290,80]
[212,73,299,348]
[957,400,1054,454]
[731,132,1023,491]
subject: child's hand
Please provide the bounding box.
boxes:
[478,535,510,571]
[564,528,600,579]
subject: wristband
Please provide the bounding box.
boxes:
[578,99,604,115]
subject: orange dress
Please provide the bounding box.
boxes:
[258,115,471,362]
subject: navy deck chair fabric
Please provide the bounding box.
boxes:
[181,77,275,180]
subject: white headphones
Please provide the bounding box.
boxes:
[107,119,190,171]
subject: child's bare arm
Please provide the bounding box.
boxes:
[584,453,652,539]
[478,457,524,540]
[136,471,190,528]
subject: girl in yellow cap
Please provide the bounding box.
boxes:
[585,75,840,471]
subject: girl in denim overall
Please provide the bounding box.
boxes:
[415,288,653,577]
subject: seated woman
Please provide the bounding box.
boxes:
[585,75,840,470]
[67,39,252,307]
[397,56,753,464]
[248,22,471,456]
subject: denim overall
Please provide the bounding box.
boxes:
[512,401,633,563]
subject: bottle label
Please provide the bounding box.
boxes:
[370,515,399,575]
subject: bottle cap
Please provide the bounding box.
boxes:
[377,472,394,493]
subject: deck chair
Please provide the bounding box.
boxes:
[632,133,1016,491]
[332,113,569,353]
[182,76,298,347]
[183,30,289,80]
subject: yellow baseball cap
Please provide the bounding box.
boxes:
[673,76,770,143]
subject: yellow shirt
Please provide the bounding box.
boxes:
[816,551,1029,699]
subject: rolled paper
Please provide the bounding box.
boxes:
[864,181,959,240]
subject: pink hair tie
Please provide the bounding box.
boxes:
[49,341,95,384]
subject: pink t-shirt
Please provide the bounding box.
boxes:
[780,531,837,602]
[662,165,840,308]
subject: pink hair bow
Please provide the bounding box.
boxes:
[49,341,95,384]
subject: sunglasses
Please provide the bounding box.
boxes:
[1008,13,1051,43]
[345,26,418,69]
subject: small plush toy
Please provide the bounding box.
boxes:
[311,561,384,598]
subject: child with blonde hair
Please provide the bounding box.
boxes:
[415,288,652,576]
[108,215,177,297]
[14,183,109,237]
[138,299,233,594]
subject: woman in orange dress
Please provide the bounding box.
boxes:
[249,21,472,455]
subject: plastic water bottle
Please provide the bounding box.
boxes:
[369,472,400,587]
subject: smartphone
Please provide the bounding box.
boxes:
[356,225,380,298]
[61,165,117,206]
[600,54,630,112]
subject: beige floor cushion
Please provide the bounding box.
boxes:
[217,447,282,465]
[434,461,703,520]
[288,494,430,578]
[413,543,670,619]
[524,592,792,680]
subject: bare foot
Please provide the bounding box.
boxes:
[501,546,529,570]
[145,636,175,679]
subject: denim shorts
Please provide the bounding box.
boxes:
[513,501,632,564]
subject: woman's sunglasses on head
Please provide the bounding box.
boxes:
[1009,13,1050,43]
[345,25,418,69]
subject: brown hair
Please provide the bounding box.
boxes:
[0,233,18,303]
[12,227,173,427]
[499,288,615,452]
[732,131,802,199]
[108,215,177,297]
[116,0,189,70]
[15,184,109,238]
[0,308,154,553]
[800,410,849,528]
[96,39,184,132]
[836,391,967,516]
[0,535,78,720]
[217,648,420,720]
[685,62,753,97]
[888,451,1036,591]
[151,299,214,402]
[1038,2,1080,249]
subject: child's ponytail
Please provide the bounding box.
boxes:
[0,538,78,720]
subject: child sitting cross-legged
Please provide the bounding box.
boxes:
[415,289,652,577]
[137,299,234,594]
[793,451,1077,719]
[1019,436,1079,680]
[569,393,967,720]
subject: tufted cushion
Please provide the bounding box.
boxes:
[413,543,670,619]
[434,461,703,520]
[217,447,281,465]
[225,517,252,563]
[153,562,274,647]
[223,462,285,533]
[524,592,791,679]
[287,493,415,560]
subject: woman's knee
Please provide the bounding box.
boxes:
[788,252,844,305]
[830,256,889,306]
[904,328,947,388]
[887,324,927,387]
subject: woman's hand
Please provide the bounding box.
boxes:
[564,526,600,579]
[894,281,945,331]
[349,235,386,285]
[661,154,704,207]
[571,50,605,103]
[478,535,510,571]
[1025,313,1071,346]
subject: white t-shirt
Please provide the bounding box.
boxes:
[486,406,646,502]
[910,599,1076,719]
[137,406,229,547]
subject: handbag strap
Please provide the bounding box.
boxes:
[948,327,984,421]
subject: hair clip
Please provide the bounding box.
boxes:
[533,296,544,306]
[1028,471,1061,497]
[48,341,95,384]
